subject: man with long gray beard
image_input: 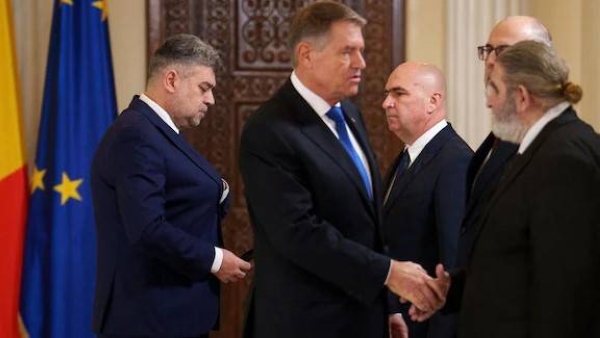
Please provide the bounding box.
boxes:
[459,40,600,338]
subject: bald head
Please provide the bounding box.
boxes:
[383,62,447,144]
[484,16,551,80]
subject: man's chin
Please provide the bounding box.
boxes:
[492,120,527,144]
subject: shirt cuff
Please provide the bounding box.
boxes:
[220,179,229,203]
[384,260,392,285]
[211,247,224,273]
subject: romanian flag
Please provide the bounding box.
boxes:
[0,0,28,337]
[19,0,116,337]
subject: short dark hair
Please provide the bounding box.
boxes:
[498,40,582,106]
[288,1,366,66]
[147,34,221,81]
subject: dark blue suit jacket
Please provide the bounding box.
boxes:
[383,124,472,338]
[91,96,227,337]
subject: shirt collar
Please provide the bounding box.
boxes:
[518,101,569,154]
[290,71,338,116]
[139,93,179,134]
[405,120,448,165]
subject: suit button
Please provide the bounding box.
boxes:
[460,226,467,234]
[383,245,390,252]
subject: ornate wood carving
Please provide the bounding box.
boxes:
[147,1,405,337]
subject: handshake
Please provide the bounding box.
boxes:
[386,261,450,322]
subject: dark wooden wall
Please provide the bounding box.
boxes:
[147,1,405,337]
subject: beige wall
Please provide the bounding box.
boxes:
[107,0,147,113]
[12,0,147,166]
[406,0,599,131]
[405,0,446,71]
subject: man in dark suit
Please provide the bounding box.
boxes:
[382,62,472,338]
[239,2,448,338]
[459,41,600,337]
[91,34,251,338]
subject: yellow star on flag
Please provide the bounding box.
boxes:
[31,166,47,193]
[92,0,109,21]
[54,172,83,205]
[60,0,73,5]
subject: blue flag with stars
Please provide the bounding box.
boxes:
[20,0,116,337]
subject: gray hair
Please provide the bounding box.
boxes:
[498,40,582,106]
[288,1,366,66]
[147,34,221,81]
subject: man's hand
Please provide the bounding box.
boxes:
[389,313,409,338]
[214,249,252,283]
[387,261,448,313]
[408,264,451,322]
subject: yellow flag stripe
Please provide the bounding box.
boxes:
[0,0,27,179]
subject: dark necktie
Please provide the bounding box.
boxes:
[384,149,410,203]
[396,149,410,179]
[326,105,372,199]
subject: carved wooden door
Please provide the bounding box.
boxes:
[148,1,405,337]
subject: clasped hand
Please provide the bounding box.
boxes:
[387,262,450,321]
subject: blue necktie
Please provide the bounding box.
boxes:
[326,105,373,199]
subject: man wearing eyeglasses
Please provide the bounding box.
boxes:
[445,16,553,312]
[406,16,553,321]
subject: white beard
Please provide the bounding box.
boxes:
[491,96,528,144]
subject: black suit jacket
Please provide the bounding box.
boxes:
[383,125,472,338]
[445,133,518,312]
[458,108,600,338]
[239,80,390,338]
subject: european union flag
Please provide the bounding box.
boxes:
[20,0,116,337]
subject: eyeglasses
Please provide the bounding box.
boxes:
[477,44,510,61]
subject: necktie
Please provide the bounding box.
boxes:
[384,150,410,203]
[396,149,410,179]
[326,105,372,199]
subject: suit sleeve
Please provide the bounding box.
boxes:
[239,121,390,304]
[114,126,216,280]
[529,150,600,338]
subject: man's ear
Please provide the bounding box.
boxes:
[427,93,442,114]
[515,84,531,114]
[163,68,178,94]
[296,41,313,68]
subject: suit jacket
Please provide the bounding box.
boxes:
[383,125,472,338]
[445,133,517,312]
[239,80,390,338]
[91,96,227,337]
[458,108,600,338]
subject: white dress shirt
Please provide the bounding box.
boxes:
[290,72,372,187]
[518,101,569,154]
[405,120,448,166]
[139,94,225,273]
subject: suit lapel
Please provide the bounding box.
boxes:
[280,82,374,208]
[384,125,455,213]
[469,108,578,260]
[130,97,221,187]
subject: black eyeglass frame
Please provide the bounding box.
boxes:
[477,44,510,60]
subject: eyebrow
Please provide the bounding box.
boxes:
[385,86,408,95]
[200,81,215,89]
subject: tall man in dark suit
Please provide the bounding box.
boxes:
[458,40,600,338]
[91,34,251,338]
[382,63,472,338]
[239,2,448,338]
